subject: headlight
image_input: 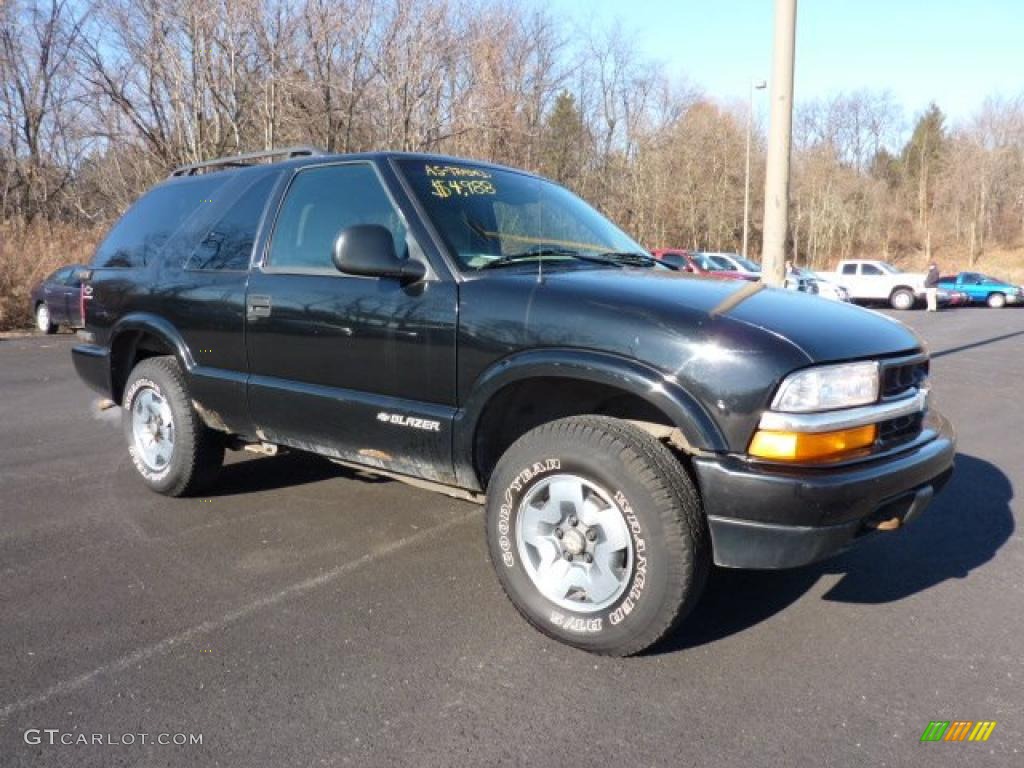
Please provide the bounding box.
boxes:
[771,361,880,413]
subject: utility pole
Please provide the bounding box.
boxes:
[761,0,797,287]
[742,79,767,260]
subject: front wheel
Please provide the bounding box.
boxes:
[987,292,1006,309]
[890,288,916,310]
[122,356,224,496]
[485,416,710,656]
[36,303,56,334]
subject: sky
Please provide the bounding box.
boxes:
[544,0,1023,126]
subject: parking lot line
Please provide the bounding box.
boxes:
[0,506,480,719]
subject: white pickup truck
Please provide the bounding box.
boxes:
[817,259,926,310]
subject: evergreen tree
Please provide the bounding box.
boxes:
[900,103,948,228]
[539,90,585,185]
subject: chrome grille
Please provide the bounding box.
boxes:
[880,356,929,400]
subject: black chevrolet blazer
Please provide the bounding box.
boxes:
[72,148,955,655]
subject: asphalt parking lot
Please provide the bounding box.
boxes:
[1,306,1022,767]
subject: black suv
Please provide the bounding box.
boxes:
[72,147,955,655]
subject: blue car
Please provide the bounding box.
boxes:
[937,271,1024,308]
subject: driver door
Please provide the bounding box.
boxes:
[245,162,458,483]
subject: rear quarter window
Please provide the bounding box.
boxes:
[92,176,227,268]
[185,173,278,271]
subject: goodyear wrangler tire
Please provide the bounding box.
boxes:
[485,415,709,656]
[122,356,224,497]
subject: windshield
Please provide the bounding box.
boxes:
[878,262,902,274]
[733,255,761,272]
[397,160,645,270]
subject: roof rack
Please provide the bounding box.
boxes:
[169,146,323,177]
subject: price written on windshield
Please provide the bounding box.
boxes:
[430,178,496,198]
[425,164,497,198]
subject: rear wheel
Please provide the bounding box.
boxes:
[35,303,56,334]
[890,288,916,310]
[122,356,224,496]
[987,292,1006,309]
[485,416,709,656]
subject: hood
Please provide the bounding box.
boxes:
[533,268,923,363]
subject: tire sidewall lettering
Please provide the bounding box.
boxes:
[124,376,173,483]
[608,490,648,627]
[497,458,561,568]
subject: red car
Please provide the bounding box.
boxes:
[649,249,757,282]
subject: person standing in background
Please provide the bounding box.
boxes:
[925,262,941,311]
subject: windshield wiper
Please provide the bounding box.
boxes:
[479,248,623,270]
[596,251,661,267]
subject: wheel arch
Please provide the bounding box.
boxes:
[108,313,194,405]
[453,349,726,490]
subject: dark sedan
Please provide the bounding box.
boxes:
[29,265,84,333]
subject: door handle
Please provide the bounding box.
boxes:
[247,295,272,319]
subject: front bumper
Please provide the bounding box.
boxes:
[693,410,955,569]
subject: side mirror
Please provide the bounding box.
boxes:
[332,225,425,283]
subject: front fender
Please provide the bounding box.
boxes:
[452,348,726,489]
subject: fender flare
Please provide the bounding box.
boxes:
[452,348,726,489]
[108,313,195,399]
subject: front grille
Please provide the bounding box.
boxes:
[878,411,923,446]
[880,356,929,399]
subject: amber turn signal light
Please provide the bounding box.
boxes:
[748,424,877,461]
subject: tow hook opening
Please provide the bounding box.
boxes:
[863,485,935,532]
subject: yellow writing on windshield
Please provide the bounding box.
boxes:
[425,164,492,179]
[430,178,496,198]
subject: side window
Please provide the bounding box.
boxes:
[186,173,277,271]
[962,272,980,283]
[93,176,226,268]
[50,267,73,283]
[841,263,857,275]
[267,164,407,271]
[861,264,883,275]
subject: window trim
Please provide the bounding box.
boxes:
[258,160,425,279]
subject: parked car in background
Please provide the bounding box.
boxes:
[29,264,84,333]
[937,288,971,308]
[937,271,1024,308]
[649,249,756,281]
[700,252,762,277]
[789,266,851,302]
[783,271,818,295]
[817,259,926,310]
